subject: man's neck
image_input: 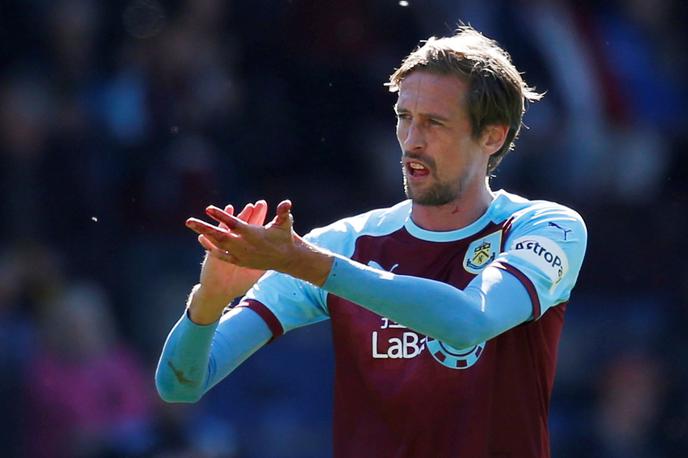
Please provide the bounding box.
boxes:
[410,183,495,232]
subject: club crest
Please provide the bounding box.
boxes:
[463,230,502,274]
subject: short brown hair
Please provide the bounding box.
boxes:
[387,26,542,175]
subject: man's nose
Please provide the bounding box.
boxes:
[403,122,425,151]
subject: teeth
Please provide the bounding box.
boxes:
[409,162,426,170]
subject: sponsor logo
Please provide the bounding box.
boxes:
[370,317,486,369]
[462,231,502,274]
[511,235,569,285]
[372,330,426,359]
[426,338,485,370]
[548,222,572,241]
[371,318,425,359]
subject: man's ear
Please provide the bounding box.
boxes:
[481,124,509,156]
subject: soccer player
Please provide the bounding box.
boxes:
[156,26,587,457]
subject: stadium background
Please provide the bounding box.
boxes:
[1,0,686,456]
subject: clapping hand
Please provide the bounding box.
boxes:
[185,200,272,323]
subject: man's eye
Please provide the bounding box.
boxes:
[429,119,443,126]
[396,113,410,120]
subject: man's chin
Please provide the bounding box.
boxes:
[405,184,459,207]
[412,198,454,207]
[407,191,456,207]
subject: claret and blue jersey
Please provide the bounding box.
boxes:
[238,189,587,458]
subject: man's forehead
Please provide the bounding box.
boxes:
[395,71,466,113]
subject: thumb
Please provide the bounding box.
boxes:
[272,199,293,229]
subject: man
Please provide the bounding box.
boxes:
[156,26,587,457]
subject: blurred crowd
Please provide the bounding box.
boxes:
[1,0,686,456]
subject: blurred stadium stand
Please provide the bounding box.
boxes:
[1,0,686,456]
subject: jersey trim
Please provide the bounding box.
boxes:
[492,261,541,319]
[404,205,495,242]
[237,299,284,341]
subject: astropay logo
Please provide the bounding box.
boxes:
[511,235,569,285]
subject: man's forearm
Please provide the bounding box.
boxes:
[280,238,335,287]
[155,311,218,403]
[277,241,528,348]
[320,254,532,348]
[188,283,230,325]
[156,306,272,403]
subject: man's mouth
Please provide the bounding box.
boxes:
[406,160,430,177]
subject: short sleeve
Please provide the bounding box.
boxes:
[235,227,350,338]
[491,203,587,319]
[237,269,329,339]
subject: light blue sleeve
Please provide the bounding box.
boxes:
[238,224,360,334]
[155,219,362,402]
[491,203,587,318]
[240,267,329,335]
[323,256,533,349]
[155,307,272,403]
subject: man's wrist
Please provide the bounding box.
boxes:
[281,240,334,287]
[187,284,231,325]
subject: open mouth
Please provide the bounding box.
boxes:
[406,160,430,177]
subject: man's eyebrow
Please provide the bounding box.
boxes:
[425,112,450,122]
[394,106,451,121]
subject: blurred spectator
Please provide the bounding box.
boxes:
[0,75,54,240]
[595,354,665,458]
[0,244,49,457]
[24,281,154,457]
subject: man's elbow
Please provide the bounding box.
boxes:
[443,334,484,351]
[155,375,203,404]
[443,316,497,349]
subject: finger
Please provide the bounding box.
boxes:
[273,199,293,227]
[198,233,216,251]
[236,202,255,222]
[218,204,234,230]
[248,199,268,226]
[203,207,250,232]
[186,217,237,242]
[190,224,238,255]
[198,235,239,263]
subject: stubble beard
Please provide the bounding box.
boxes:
[403,170,464,206]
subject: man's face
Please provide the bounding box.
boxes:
[395,71,489,206]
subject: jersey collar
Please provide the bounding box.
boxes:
[403,190,507,242]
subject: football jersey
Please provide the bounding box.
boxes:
[238,189,587,458]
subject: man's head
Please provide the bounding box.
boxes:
[389,26,542,192]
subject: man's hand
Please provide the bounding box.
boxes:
[186,200,333,289]
[187,200,268,324]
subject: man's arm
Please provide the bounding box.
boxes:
[156,201,274,402]
[323,256,531,348]
[156,302,271,403]
[187,202,533,349]
[156,256,529,403]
